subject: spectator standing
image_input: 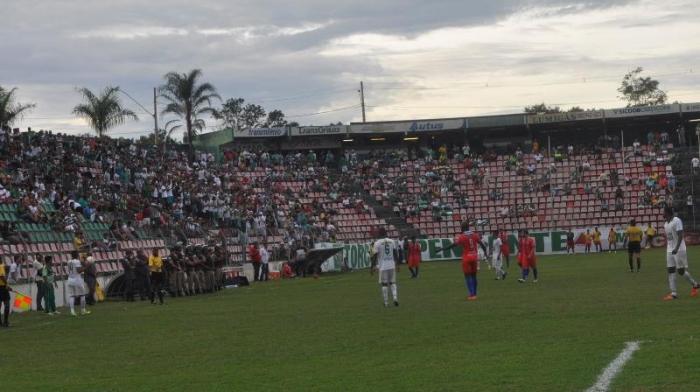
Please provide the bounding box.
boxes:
[84,256,98,305]
[692,157,700,175]
[0,261,10,327]
[259,244,269,281]
[41,256,58,315]
[30,255,45,311]
[687,194,694,217]
[121,250,136,301]
[247,242,262,282]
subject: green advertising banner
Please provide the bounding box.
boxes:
[317,226,653,271]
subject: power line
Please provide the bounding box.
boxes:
[285,104,361,118]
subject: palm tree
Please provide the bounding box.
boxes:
[0,86,36,129]
[72,86,138,137]
[158,69,220,161]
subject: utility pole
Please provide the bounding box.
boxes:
[153,87,159,146]
[359,81,366,123]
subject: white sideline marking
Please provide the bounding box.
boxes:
[586,341,640,392]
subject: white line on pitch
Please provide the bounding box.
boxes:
[585,341,641,392]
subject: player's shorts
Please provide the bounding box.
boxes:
[67,278,88,297]
[666,249,688,269]
[566,240,574,248]
[492,254,503,269]
[628,241,641,254]
[378,269,396,285]
[521,258,537,269]
[501,247,510,257]
[594,240,601,245]
[462,256,478,274]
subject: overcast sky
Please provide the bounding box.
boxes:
[2,0,699,138]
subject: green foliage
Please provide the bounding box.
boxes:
[159,69,220,160]
[3,249,699,391]
[72,86,138,137]
[618,67,667,107]
[524,103,561,114]
[0,86,36,129]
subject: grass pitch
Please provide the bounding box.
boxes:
[3,248,700,391]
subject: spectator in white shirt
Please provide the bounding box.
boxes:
[692,157,699,175]
[259,244,270,281]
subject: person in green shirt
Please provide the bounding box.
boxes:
[41,256,59,315]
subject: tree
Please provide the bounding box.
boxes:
[0,86,36,129]
[213,97,245,129]
[265,109,287,127]
[618,67,667,107]
[241,103,266,129]
[524,103,560,114]
[568,106,585,112]
[72,86,138,137]
[289,121,300,127]
[159,69,220,161]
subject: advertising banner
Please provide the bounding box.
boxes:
[323,226,677,271]
[681,102,700,113]
[469,114,526,128]
[605,104,679,119]
[234,127,287,138]
[527,110,604,125]
[290,125,349,136]
[350,118,466,134]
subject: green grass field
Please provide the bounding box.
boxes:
[3,248,700,391]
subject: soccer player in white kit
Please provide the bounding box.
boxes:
[67,251,91,316]
[662,207,700,300]
[491,230,507,280]
[372,228,399,307]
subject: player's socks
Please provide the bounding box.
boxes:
[415,267,419,278]
[668,273,677,297]
[390,283,398,302]
[628,257,634,272]
[381,286,389,305]
[682,271,698,287]
[472,275,477,296]
[532,268,538,280]
[637,258,641,272]
[69,296,76,315]
[522,269,529,281]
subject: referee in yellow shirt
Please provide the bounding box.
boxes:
[624,219,643,272]
[148,249,165,305]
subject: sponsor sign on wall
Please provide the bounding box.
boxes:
[234,127,287,138]
[469,114,526,128]
[322,226,680,271]
[527,110,604,125]
[350,118,466,134]
[605,104,679,119]
[290,125,349,136]
[681,102,700,113]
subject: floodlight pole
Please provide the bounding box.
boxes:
[153,87,159,146]
[360,81,366,123]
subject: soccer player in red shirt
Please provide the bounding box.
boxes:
[517,229,538,283]
[436,222,488,300]
[407,237,422,278]
[499,230,511,268]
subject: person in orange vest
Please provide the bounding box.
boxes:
[247,242,262,282]
[407,237,422,278]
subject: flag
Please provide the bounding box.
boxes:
[12,291,32,313]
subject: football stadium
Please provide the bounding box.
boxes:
[2,1,700,391]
